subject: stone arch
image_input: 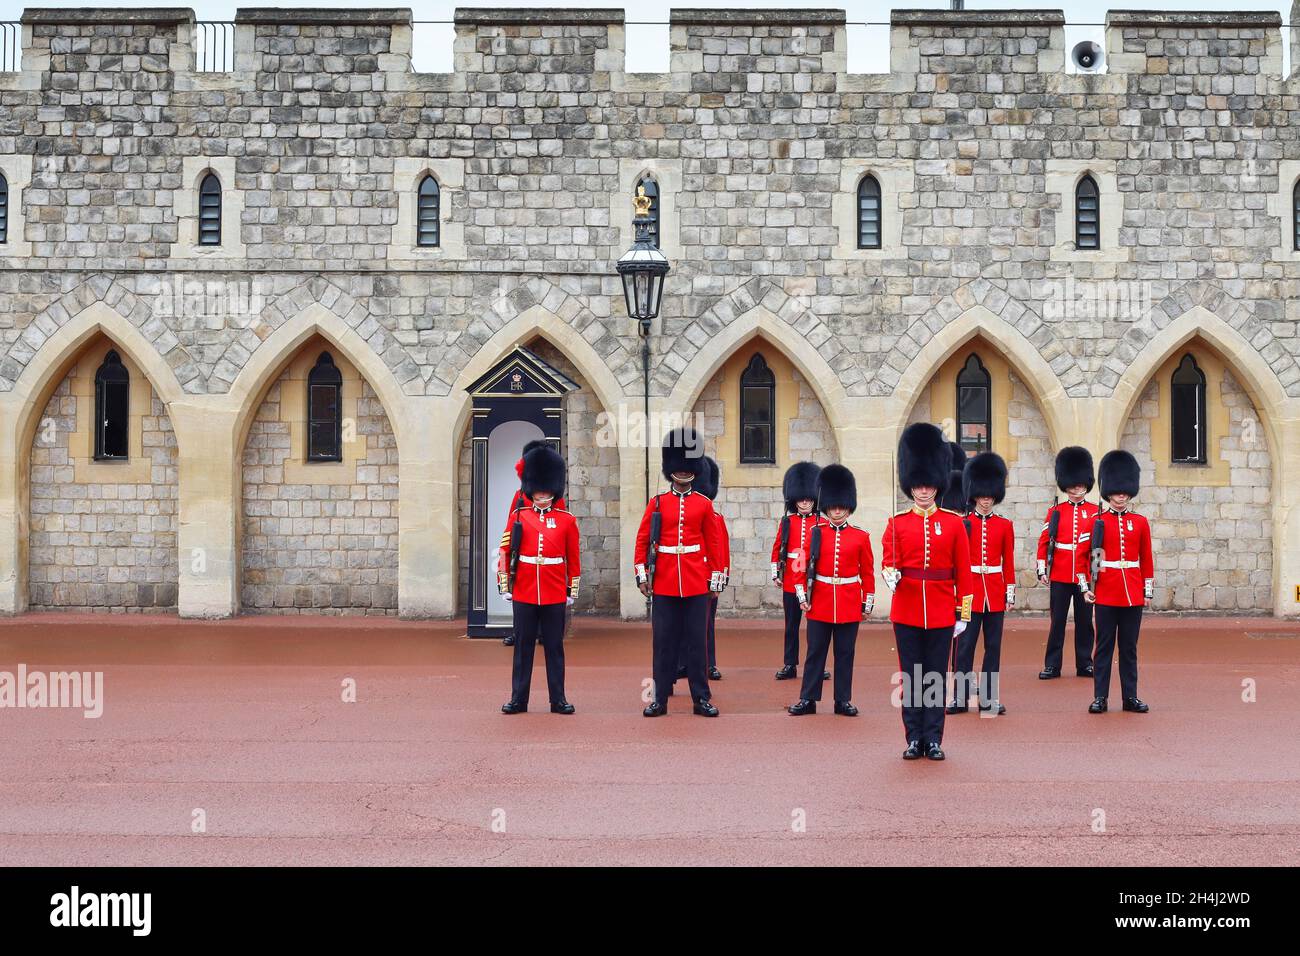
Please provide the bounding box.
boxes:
[232,306,404,615]
[449,304,631,615]
[1099,280,1299,401]
[1107,304,1287,452]
[1109,305,1282,613]
[0,277,201,394]
[666,300,849,434]
[214,278,420,397]
[448,302,631,445]
[228,302,411,455]
[891,303,1071,449]
[435,276,634,399]
[9,301,186,612]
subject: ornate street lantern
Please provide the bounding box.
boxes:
[616,186,671,327]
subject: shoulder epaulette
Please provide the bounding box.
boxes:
[892,508,912,517]
[940,507,965,517]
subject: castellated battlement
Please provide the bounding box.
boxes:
[1,7,1287,88]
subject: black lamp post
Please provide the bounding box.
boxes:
[617,186,671,500]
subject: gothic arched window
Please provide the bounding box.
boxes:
[0,172,8,244]
[739,353,776,464]
[94,350,130,460]
[198,172,222,246]
[1171,353,1207,464]
[307,352,343,462]
[417,175,440,248]
[857,174,881,250]
[1075,174,1100,250]
[956,354,991,454]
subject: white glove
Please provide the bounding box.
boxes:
[882,568,900,593]
[635,565,648,586]
[1036,560,1046,577]
[565,596,575,607]
[1005,584,1015,608]
[862,594,875,616]
[503,592,513,603]
[953,621,967,637]
[1143,579,1154,600]
[770,562,780,583]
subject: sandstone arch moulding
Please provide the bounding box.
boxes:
[666,303,850,435]
[448,303,631,446]
[1105,305,1287,457]
[0,300,188,613]
[889,302,1072,450]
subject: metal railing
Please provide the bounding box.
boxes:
[0,22,20,73]
[196,21,235,73]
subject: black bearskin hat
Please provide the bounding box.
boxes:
[782,461,821,513]
[963,451,1008,506]
[939,441,968,511]
[1098,449,1141,500]
[520,444,566,499]
[1055,446,1094,494]
[661,427,705,483]
[696,456,720,501]
[817,463,857,513]
[515,438,551,479]
[898,423,951,499]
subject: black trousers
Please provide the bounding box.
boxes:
[1045,581,1095,672]
[953,610,1004,703]
[677,594,719,672]
[1093,603,1143,700]
[782,591,803,667]
[653,593,710,705]
[511,600,567,705]
[800,619,858,702]
[896,623,951,745]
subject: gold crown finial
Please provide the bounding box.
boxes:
[633,185,653,217]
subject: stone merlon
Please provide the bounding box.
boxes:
[235,8,415,26]
[891,9,1066,28]
[21,7,196,25]
[453,8,626,26]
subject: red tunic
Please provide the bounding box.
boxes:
[790,519,875,624]
[770,512,819,595]
[496,505,581,606]
[882,506,974,629]
[1086,508,1154,608]
[1036,498,1099,585]
[710,511,731,576]
[967,511,1016,613]
[634,490,724,598]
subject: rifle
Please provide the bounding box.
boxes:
[776,514,791,585]
[1087,514,1106,594]
[507,511,523,593]
[645,496,662,599]
[805,524,823,606]
[1044,505,1061,578]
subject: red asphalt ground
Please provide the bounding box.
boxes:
[0,613,1296,866]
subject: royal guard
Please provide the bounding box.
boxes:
[499,439,567,647]
[881,423,974,761]
[634,428,725,717]
[498,444,579,715]
[1082,450,1153,715]
[948,452,1014,716]
[1035,446,1100,679]
[673,456,727,689]
[787,465,875,717]
[770,462,829,682]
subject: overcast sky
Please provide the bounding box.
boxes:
[0,1,1294,73]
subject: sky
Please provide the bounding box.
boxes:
[0,1,1294,73]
